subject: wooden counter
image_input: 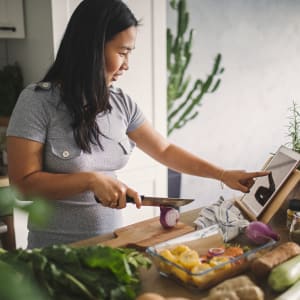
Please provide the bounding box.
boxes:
[73,208,288,300]
[139,209,287,300]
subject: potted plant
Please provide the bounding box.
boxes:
[286,101,300,154]
[0,62,23,174]
[167,0,224,196]
[284,101,300,200]
[0,62,23,126]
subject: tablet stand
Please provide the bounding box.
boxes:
[235,169,300,223]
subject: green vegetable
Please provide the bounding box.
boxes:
[268,254,300,292]
[0,260,48,300]
[275,280,300,300]
[0,244,151,300]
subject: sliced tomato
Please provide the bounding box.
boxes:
[223,246,244,257]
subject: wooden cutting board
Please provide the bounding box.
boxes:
[101,217,195,250]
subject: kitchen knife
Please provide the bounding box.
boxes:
[95,195,194,207]
[126,195,194,208]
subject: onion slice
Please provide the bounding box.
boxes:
[245,221,280,245]
[208,247,225,257]
[160,207,180,229]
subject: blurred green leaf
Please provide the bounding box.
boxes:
[25,197,54,227]
[0,260,49,300]
[0,187,16,214]
[0,245,151,300]
[0,187,53,226]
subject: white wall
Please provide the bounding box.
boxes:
[4,0,54,84]
[167,0,300,210]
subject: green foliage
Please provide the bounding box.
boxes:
[0,187,53,227]
[0,187,54,300]
[286,101,300,153]
[0,260,49,300]
[167,0,224,135]
[0,244,152,300]
[0,62,23,117]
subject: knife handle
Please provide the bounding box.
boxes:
[95,195,144,204]
[126,195,144,203]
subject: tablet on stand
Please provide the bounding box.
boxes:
[236,145,300,223]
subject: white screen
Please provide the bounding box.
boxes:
[241,147,300,217]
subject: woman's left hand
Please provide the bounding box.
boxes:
[221,170,270,193]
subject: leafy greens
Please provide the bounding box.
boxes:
[0,244,151,300]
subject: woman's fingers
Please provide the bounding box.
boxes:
[246,171,270,179]
[239,178,255,189]
[93,175,141,209]
[239,171,270,191]
[126,188,142,208]
[223,170,270,193]
[237,183,251,193]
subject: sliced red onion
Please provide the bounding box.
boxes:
[160,206,180,229]
[208,247,225,257]
[245,221,280,245]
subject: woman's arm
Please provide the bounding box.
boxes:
[7,136,141,208]
[128,121,269,193]
[7,136,94,199]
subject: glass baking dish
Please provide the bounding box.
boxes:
[146,225,277,291]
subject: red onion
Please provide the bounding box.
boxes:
[160,207,180,229]
[245,221,280,245]
[208,247,225,257]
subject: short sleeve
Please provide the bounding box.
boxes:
[124,94,146,132]
[6,86,49,143]
[109,86,146,133]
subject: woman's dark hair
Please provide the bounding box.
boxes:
[42,0,139,152]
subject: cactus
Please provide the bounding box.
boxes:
[167,0,224,135]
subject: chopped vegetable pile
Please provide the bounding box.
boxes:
[157,243,248,287]
[0,244,152,300]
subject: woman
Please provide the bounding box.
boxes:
[6,0,267,248]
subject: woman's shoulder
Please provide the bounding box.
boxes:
[26,81,59,93]
[20,82,61,106]
[109,85,125,96]
[109,85,136,111]
[109,85,133,104]
[23,81,53,92]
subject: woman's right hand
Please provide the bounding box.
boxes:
[90,172,142,209]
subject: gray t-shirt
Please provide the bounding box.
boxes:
[7,83,145,248]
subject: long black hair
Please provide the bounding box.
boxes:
[42,0,138,152]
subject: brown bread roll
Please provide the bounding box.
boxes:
[235,286,264,300]
[251,242,300,278]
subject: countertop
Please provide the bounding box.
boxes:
[139,209,287,299]
[73,208,288,299]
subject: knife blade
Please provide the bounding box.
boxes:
[126,195,194,208]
